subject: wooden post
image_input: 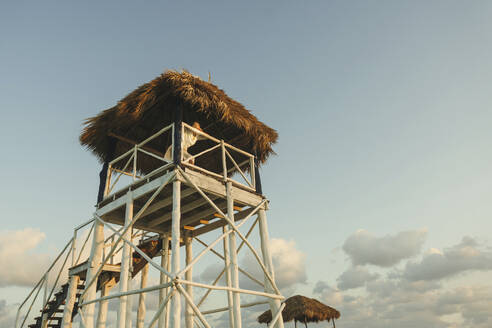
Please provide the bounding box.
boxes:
[173,108,183,166]
[41,277,48,328]
[117,192,133,328]
[165,240,171,328]
[253,156,262,194]
[126,227,134,328]
[226,182,242,328]
[258,209,284,328]
[222,225,235,328]
[136,263,149,328]
[159,234,170,328]
[185,234,194,328]
[170,179,181,328]
[83,219,105,328]
[61,275,80,328]
[125,273,133,328]
[96,280,112,328]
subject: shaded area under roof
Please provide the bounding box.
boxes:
[80,70,277,175]
[258,295,341,327]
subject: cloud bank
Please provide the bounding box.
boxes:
[0,228,51,287]
[342,229,427,267]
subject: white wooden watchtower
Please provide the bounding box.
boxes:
[15,71,285,328]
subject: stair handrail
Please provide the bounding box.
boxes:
[15,237,73,328]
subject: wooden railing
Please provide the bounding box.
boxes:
[104,122,257,199]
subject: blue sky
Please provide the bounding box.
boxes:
[1,1,492,327]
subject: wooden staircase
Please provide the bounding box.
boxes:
[28,282,84,328]
[26,236,163,328]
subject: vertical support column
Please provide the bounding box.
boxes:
[258,209,284,328]
[222,225,234,328]
[136,263,149,328]
[126,227,135,328]
[125,273,133,328]
[117,192,133,328]
[83,219,105,328]
[61,275,80,328]
[159,234,170,328]
[165,241,171,328]
[184,234,194,328]
[41,277,49,328]
[170,179,181,328]
[226,182,242,328]
[96,280,112,328]
[173,107,183,166]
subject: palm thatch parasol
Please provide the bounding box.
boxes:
[258,295,340,328]
[79,70,278,176]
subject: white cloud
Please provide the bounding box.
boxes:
[402,236,492,281]
[239,238,307,291]
[313,235,492,328]
[314,279,492,328]
[270,238,307,288]
[0,228,51,287]
[337,266,379,290]
[0,299,16,328]
[342,229,427,267]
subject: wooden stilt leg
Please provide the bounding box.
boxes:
[258,209,284,328]
[165,243,171,328]
[117,192,133,328]
[185,234,194,328]
[83,219,105,328]
[96,279,113,328]
[170,179,181,328]
[222,225,235,328]
[158,234,170,328]
[136,263,149,328]
[125,273,133,328]
[226,182,242,328]
[61,275,80,328]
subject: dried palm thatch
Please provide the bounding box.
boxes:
[80,70,278,175]
[258,295,340,327]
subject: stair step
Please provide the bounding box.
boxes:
[61,283,85,290]
[41,309,63,313]
[49,317,62,321]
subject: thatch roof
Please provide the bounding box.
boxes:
[258,295,340,325]
[80,70,277,175]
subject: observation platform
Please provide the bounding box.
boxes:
[95,122,267,238]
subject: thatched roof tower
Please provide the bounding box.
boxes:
[258,295,341,327]
[79,70,277,176]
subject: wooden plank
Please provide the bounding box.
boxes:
[97,171,175,217]
[193,208,254,237]
[140,188,195,219]
[147,195,219,228]
[182,168,264,207]
[180,201,227,228]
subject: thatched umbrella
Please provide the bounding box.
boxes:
[80,70,278,176]
[258,295,340,328]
